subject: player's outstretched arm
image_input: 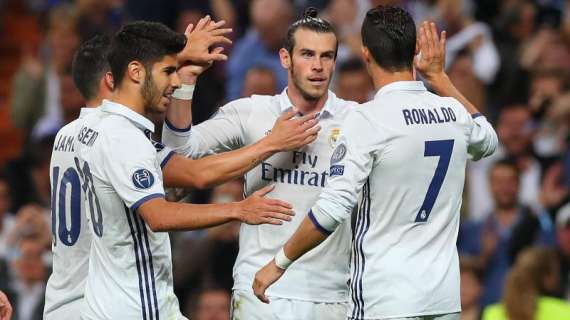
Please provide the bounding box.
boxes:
[415,21,480,115]
[253,216,327,303]
[162,110,320,189]
[138,184,294,232]
[0,290,12,320]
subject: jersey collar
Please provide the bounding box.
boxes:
[374,81,426,99]
[100,100,156,133]
[278,88,338,118]
[79,107,97,119]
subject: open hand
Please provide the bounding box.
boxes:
[414,21,447,81]
[252,259,285,303]
[236,184,294,225]
[178,15,232,65]
[266,110,321,152]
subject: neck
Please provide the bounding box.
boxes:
[110,87,145,115]
[286,83,328,115]
[495,206,518,227]
[369,64,415,91]
[85,97,104,108]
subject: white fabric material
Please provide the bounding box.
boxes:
[44,108,97,319]
[162,89,357,302]
[77,100,184,320]
[231,290,348,320]
[310,81,497,319]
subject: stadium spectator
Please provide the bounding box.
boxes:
[459,260,483,320]
[0,175,15,260]
[4,233,47,320]
[482,247,570,320]
[459,159,553,308]
[241,66,278,97]
[468,104,542,221]
[225,0,293,100]
[334,57,372,104]
[173,180,242,304]
[10,3,80,142]
[556,204,570,300]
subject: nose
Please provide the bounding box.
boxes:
[312,57,323,72]
[171,72,181,90]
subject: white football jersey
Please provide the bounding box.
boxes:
[309,81,498,319]
[162,89,357,302]
[44,108,98,319]
[76,100,184,320]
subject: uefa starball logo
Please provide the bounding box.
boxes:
[132,169,155,189]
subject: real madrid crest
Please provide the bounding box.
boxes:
[328,128,340,148]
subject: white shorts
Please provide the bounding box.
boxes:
[231,290,348,320]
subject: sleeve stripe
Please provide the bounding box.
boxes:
[160,150,176,169]
[471,112,483,119]
[164,118,191,133]
[131,193,164,211]
[308,210,333,236]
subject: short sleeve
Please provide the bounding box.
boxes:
[310,110,377,233]
[162,98,253,159]
[101,131,165,211]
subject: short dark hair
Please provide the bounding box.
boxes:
[491,158,521,179]
[108,21,186,86]
[72,35,111,101]
[361,6,416,71]
[338,57,366,74]
[283,7,337,57]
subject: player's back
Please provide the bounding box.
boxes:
[347,82,495,318]
[44,108,98,319]
[76,101,183,319]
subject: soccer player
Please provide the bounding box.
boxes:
[45,18,319,320]
[162,9,357,320]
[63,20,314,319]
[253,7,498,320]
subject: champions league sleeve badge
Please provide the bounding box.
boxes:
[132,169,155,189]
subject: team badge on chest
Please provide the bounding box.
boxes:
[328,128,340,148]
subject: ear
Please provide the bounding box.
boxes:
[104,72,114,91]
[415,37,420,55]
[279,48,291,70]
[126,61,145,84]
[361,46,371,64]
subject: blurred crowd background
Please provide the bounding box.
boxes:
[1,0,570,319]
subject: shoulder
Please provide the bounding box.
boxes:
[538,296,570,313]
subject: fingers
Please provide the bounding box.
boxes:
[208,35,233,46]
[210,27,233,37]
[265,212,293,222]
[184,24,194,36]
[261,217,284,225]
[195,15,211,31]
[440,30,447,53]
[278,109,298,121]
[295,112,318,123]
[205,19,227,31]
[253,279,270,304]
[254,184,276,197]
[265,198,293,210]
[299,118,319,131]
[203,52,229,62]
[302,133,319,145]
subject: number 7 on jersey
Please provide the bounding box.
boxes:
[415,139,454,222]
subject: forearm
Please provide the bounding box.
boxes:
[140,198,239,232]
[165,75,196,130]
[163,137,278,189]
[283,216,328,261]
[427,73,480,115]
